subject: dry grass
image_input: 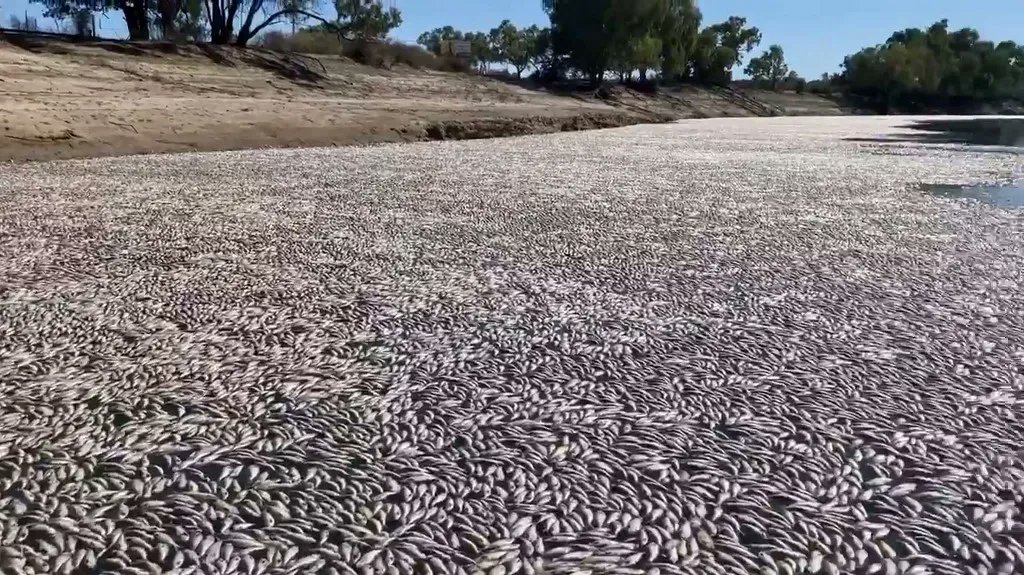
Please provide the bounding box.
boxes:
[255,30,469,72]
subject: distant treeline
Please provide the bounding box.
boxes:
[828,20,1024,112]
[418,1,788,87]
[18,0,1024,111]
[419,3,1024,113]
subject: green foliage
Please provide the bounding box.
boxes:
[416,26,464,55]
[611,34,662,81]
[632,35,664,78]
[531,26,556,73]
[840,20,1024,111]
[688,16,760,85]
[29,0,150,39]
[707,16,761,66]
[334,0,401,39]
[29,0,343,44]
[543,0,700,84]
[416,24,538,73]
[420,1,764,86]
[690,28,735,85]
[745,44,788,88]
[491,20,541,78]
[658,0,701,81]
[465,31,495,69]
[544,0,616,82]
[807,73,835,96]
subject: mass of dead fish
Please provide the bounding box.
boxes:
[0,117,1023,575]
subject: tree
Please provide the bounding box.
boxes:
[491,20,542,78]
[707,16,761,67]
[745,44,788,88]
[417,26,464,55]
[605,0,667,81]
[9,13,40,30]
[204,0,396,46]
[632,35,662,80]
[531,27,556,74]
[687,16,760,85]
[31,0,152,40]
[659,0,701,81]
[837,22,1023,106]
[170,0,206,40]
[205,0,315,45]
[335,0,401,39]
[611,34,662,82]
[281,0,305,34]
[838,20,1024,111]
[544,0,668,85]
[544,0,616,84]
[691,28,736,84]
[465,31,495,71]
[71,5,92,35]
[782,70,806,92]
[491,20,517,74]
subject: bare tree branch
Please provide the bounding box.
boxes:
[238,7,331,45]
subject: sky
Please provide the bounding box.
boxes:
[4,0,1024,77]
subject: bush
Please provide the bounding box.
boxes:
[341,39,437,69]
[807,81,833,97]
[256,29,344,55]
[437,56,471,73]
[255,31,461,72]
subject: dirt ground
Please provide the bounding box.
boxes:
[0,33,846,162]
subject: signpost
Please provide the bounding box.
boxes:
[440,39,473,59]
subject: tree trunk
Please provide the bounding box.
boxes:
[121,0,150,40]
[233,0,263,46]
[208,0,239,44]
[157,0,183,38]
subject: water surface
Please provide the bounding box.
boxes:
[923,182,1024,208]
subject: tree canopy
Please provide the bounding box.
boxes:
[539,0,762,85]
[29,0,399,44]
[839,20,1024,111]
[745,45,789,88]
[491,21,543,78]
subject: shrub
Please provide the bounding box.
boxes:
[437,55,471,73]
[375,40,439,69]
[254,31,457,72]
[256,29,343,55]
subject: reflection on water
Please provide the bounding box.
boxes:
[849,118,1024,148]
[908,118,1024,147]
[923,183,1024,208]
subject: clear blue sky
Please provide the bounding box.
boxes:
[4,0,1023,77]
